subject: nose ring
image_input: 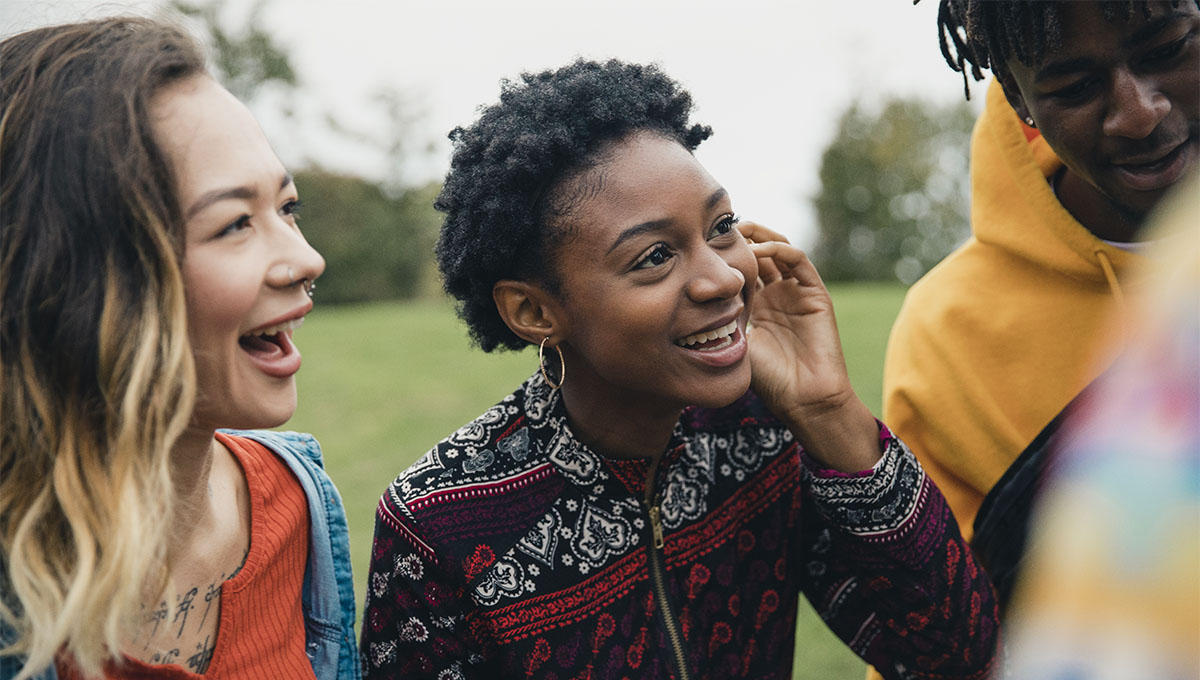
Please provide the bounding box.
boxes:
[279,264,314,298]
[291,267,315,298]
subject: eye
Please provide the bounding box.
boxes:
[633,243,674,270]
[1048,77,1098,103]
[1142,32,1192,66]
[216,215,251,238]
[708,213,740,240]
[281,198,304,219]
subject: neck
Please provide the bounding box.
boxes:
[168,426,221,544]
[1056,168,1145,243]
[558,377,682,462]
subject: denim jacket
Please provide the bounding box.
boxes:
[1,430,359,680]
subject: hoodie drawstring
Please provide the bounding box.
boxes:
[1094,249,1128,337]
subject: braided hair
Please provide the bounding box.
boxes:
[435,59,712,352]
[931,0,1198,98]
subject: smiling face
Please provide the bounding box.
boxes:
[152,76,325,431]
[545,131,757,419]
[1001,1,1199,236]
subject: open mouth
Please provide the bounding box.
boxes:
[239,317,303,355]
[676,320,738,351]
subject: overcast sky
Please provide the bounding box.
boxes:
[2,0,985,246]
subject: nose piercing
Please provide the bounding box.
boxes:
[272,263,313,297]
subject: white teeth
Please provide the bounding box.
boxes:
[676,320,738,347]
[245,316,304,338]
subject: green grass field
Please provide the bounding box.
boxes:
[288,282,908,679]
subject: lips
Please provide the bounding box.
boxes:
[676,319,738,349]
[1111,135,1197,192]
[238,315,305,378]
[674,317,747,369]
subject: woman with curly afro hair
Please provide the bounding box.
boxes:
[360,59,999,680]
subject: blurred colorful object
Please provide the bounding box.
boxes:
[1002,173,1200,680]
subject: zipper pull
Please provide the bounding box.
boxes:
[649,505,664,549]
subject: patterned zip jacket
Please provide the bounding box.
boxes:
[360,373,998,679]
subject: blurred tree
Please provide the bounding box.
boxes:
[812,98,975,285]
[294,171,441,303]
[169,0,297,105]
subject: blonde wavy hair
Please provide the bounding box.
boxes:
[1,17,206,679]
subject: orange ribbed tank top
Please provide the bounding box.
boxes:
[58,433,315,679]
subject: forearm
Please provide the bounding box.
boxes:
[800,431,1001,678]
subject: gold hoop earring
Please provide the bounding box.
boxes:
[539,337,565,389]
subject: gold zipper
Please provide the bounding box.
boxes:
[645,458,690,680]
[649,505,665,549]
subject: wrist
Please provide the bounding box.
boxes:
[783,395,881,473]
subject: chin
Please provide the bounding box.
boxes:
[240,381,300,429]
[251,397,299,429]
[252,408,296,429]
[224,410,295,431]
[193,392,298,432]
[688,369,752,410]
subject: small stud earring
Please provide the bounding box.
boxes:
[1024,116,1035,127]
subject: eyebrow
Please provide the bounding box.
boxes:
[1034,57,1095,83]
[1126,10,1189,46]
[605,187,729,255]
[1034,12,1189,83]
[185,173,293,219]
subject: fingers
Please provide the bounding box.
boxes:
[738,220,791,245]
[756,248,785,284]
[737,220,825,289]
[739,220,786,283]
[747,240,824,289]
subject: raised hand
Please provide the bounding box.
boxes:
[740,221,881,472]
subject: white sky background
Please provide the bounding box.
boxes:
[2,0,985,247]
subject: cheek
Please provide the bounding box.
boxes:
[563,283,667,364]
[1035,105,1095,147]
[1167,78,1200,115]
[181,258,254,347]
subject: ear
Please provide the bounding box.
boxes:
[997,72,1033,125]
[493,279,566,346]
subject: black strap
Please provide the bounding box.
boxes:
[970,383,1095,615]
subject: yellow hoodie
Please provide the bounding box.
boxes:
[882,79,1145,541]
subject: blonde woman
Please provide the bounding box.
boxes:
[0,17,357,679]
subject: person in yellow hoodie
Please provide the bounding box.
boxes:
[884,0,1199,617]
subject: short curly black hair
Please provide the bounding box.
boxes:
[434,59,712,352]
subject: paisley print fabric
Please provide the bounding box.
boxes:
[361,372,998,679]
